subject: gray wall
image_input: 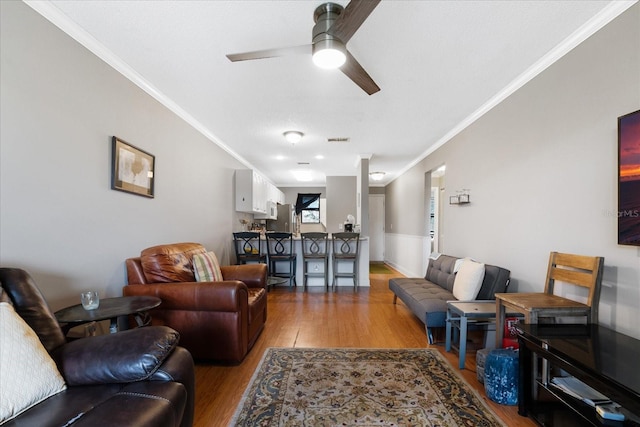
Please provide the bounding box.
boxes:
[0,1,245,311]
[326,176,357,234]
[385,4,640,339]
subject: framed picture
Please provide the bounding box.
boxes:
[111,136,155,198]
[459,194,470,203]
[618,109,640,246]
[449,196,459,204]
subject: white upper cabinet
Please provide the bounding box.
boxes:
[235,170,265,214]
[235,170,283,216]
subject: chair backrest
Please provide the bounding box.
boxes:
[544,251,604,321]
[0,268,67,353]
[301,232,329,257]
[332,232,360,258]
[233,232,262,257]
[265,232,294,256]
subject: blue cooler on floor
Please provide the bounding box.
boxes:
[484,348,518,405]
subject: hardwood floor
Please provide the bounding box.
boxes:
[193,269,537,427]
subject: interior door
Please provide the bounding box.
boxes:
[369,195,385,262]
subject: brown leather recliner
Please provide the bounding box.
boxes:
[124,242,268,363]
[0,267,195,427]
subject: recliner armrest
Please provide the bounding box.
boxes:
[53,326,179,386]
[221,264,267,288]
[123,281,252,311]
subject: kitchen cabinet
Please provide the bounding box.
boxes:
[235,170,266,214]
[235,170,284,216]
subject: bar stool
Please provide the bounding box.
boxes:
[331,232,360,291]
[232,232,266,265]
[301,232,329,291]
[265,232,297,287]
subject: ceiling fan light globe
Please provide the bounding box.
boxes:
[312,39,346,69]
[313,49,346,69]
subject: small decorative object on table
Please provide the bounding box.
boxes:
[80,290,99,310]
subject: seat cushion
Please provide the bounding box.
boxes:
[247,288,266,325]
[140,243,206,283]
[3,382,186,427]
[389,278,453,328]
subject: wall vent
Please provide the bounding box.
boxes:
[327,137,350,143]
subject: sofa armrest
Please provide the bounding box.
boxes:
[123,281,250,312]
[54,326,179,386]
[220,264,267,289]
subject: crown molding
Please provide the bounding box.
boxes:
[23,0,258,172]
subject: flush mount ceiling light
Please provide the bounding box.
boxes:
[369,171,385,181]
[283,131,304,144]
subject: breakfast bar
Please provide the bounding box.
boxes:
[237,233,370,289]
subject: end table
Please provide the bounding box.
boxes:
[55,295,161,335]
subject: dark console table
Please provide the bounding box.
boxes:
[516,324,640,426]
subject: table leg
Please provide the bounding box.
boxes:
[496,299,505,348]
[445,311,452,352]
[518,336,532,416]
[459,316,468,369]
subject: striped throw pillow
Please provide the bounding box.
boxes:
[192,251,224,282]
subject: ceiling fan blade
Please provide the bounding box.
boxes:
[340,50,380,95]
[227,44,311,62]
[329,0,381,44]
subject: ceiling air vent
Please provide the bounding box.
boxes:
[327,137,350,143]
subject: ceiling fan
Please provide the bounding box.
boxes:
[226,0,381,95]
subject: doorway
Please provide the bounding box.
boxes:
[369,194,385,262]
[429,165,446,255]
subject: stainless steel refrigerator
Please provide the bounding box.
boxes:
[266,204,296,233]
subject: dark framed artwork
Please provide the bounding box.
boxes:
[618,109,640,246]
[111,136,155,198]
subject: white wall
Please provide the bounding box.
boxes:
[385,4,640,338]
[0,2,246,311]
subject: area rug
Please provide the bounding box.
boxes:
[369,263,394,274]
[230,348,506,427]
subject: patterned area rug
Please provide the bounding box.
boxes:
[230,348,505,426]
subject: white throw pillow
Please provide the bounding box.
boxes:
[0,302,67,423]
[452,259,486,301]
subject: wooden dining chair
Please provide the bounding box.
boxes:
[495,252,604,347]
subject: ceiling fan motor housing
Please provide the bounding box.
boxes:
[312,2,344,48]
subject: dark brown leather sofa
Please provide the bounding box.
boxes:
[0,267,195,427]
[124,242,268,363]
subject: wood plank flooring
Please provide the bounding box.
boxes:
[193,268,537,427]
